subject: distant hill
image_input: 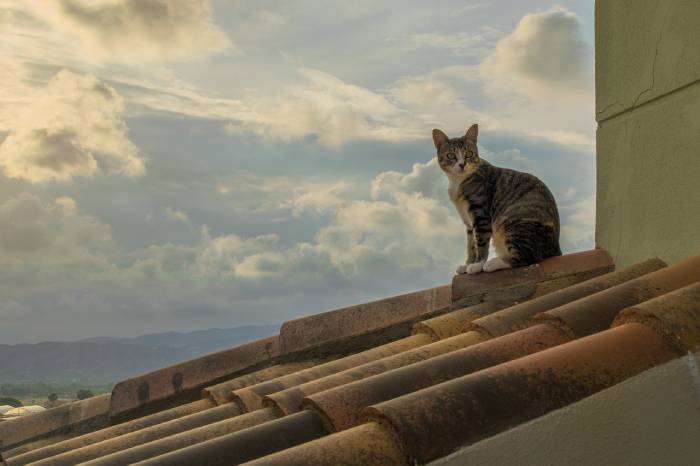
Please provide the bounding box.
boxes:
[0,325,279,386]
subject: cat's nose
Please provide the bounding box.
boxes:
[458,162,466,170]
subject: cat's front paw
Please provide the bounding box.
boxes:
[456,264,469,275]
[483,257,512,273]
[466,261,484,274]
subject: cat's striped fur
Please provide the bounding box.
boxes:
[433,124,561,275]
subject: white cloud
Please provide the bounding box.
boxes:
[0,69,144,183]
[390,26,503,58]
[0,146,597,342]
[314,192,463,275]
[560,194,596,252]
[372,158,448,201]
[481,147,536,172]
[481,6,592,98]
[42,0,231,62]
[532,130,596,149]
[0,1,600,344]
[389,66,478,107]
[165,207,191,224]
[228,68,419,146]
[0,193,113,259]
[217,175,359,217]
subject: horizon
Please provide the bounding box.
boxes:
[0,0,595,345]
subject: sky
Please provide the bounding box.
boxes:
[0,0,596,344]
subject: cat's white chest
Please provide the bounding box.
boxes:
[448,184,473,228]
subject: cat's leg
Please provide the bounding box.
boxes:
[483,226,513,273]
[504,221,559,268]
[467,217,491,274]
[456,227,477,274]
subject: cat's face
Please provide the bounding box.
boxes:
[433,124,480,180]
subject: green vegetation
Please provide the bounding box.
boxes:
[0,396,22,407]
[76,389,95,400]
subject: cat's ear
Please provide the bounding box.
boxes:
[432,129,448,150]
[465,124,478,144]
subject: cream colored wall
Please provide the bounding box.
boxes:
[595,0,700,267]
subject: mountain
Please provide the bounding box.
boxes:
[0,325,279,386]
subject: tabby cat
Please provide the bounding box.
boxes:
[433,124,561,275]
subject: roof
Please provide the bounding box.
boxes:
[2,248,699,465]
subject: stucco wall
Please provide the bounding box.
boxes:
[429,353,700,466]
[595,0,700,267]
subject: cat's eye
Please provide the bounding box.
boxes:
[446,153,456,161]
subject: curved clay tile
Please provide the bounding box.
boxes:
[2,399,216,466]
[534,255,700,337]
[614,280,700,352]
[20,403,244,466]
[304,324,571,432]
[131,411,329,466]
[364,323,679,464]
[465,258,665,338]
[232,333,434,412]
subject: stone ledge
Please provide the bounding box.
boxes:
[279,285,452,355]
[451,250,614,303]
[109,335,281,419]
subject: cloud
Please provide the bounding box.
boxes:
[389,66,478,107]
[217,175,360,217]
[165,207,191,224]
[314,192,463,275]
[0,2,600,344]
[372,158,448,202]
[0,193,113,260]
[389,26,503,59]
[481,7,592,97]
[228,68,418,146]
[0,69,144,183]
[0,141,597,343]
[560,194,596,252]
[43,0,231,62]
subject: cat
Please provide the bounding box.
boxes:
[433,123,561,275]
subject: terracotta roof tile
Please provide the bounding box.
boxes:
[6,359,313,466]
[465,258,665,337]
[201,362,318,405]
[412,300,514,340]
[80,409,279,466]
[362,323,679,464]
[245,322,686,466]
[535,255,700,337]
[232,333,435,413]
[614,280,700,352]
[2,399,215,466]
[304,323,571,432]
[132,411,329,466]
[264,330,488,417]
[0,394,111,454]
[20,403,244,466]
[244,422,407,466]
